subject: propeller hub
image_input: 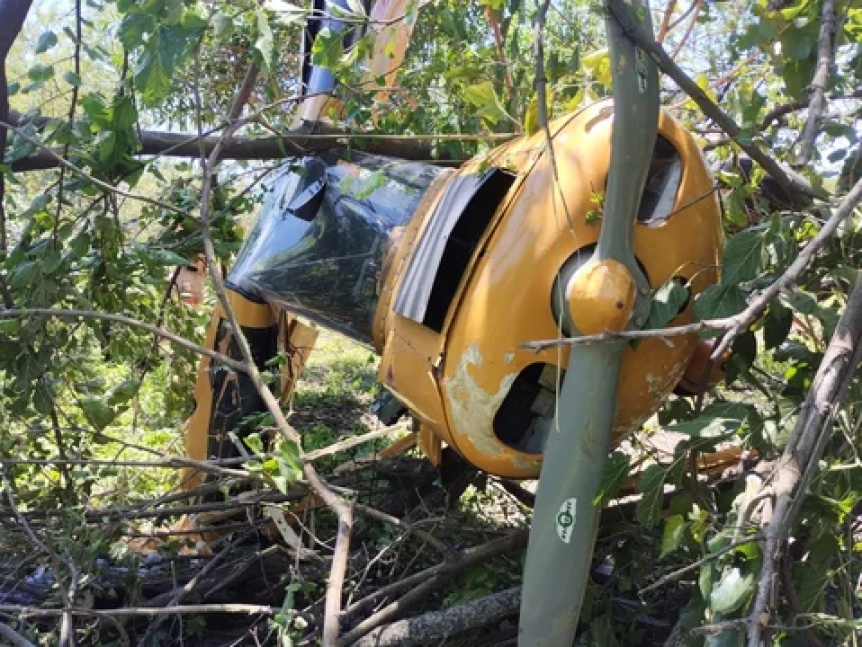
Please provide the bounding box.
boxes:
[567,258,637,335]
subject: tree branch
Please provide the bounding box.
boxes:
[354,586,521,647]
[191,57,355,646]
[6,110,509,172]
[605,0,826,202]
[0,603,278,618]
[0,623,37,647]
[746,275,862,646]
[794,0,838,167]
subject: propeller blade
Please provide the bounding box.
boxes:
[518,2,659,644]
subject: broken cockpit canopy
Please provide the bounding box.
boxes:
[227,153,445,343]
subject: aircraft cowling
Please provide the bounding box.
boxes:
[223,100,723,479]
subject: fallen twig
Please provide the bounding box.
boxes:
[338,529,528,645]
[0,623,37,647]
[354,586,521,647]
[304,425,407,462]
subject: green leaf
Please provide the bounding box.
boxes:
[165,0,183,25]
[279,439,303,473]
[581,48,611,87]
[63,71,82,87]
[111,95,138,129]
[81,397,116,431]
[725,331,757,383]
[107,379,141,406]
[9,261,39,290]
[265,1,308,26]
[69,232,91,258]
[119,11,154,50]
[36,30,58,54]
[693,284,747,323]
[27,64,55,83]
[312,26,345,69]
[522,88,553,136]
[709,565,756,615]
[780,29,813,60]
[722,228,766,286]
[764,300,792,349]
[213,12,233,39]
[32,386,53,416]
[0,320,20,335]
[464,81,511,127]
[699,562,714,600]
[254,9,275,73]
[139,247,191,267]
[636,464,667,528]
[135,19,206,105]
[42,249,62,275]
[242,431,266,456]
[593,452,631,505]
[660,514,687,558]
[644,279,690,330]
[96,131,117,164]
[782,58,815,100]
[666,401,754,438]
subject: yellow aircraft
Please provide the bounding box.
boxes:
[183,1,723,643]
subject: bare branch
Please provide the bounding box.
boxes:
[192,56,355,645]
[0,603,278,618]
[638,533,764,596]
[303,424,406,461]
[746,275,862,646]
[354,586,521,647]
[0,623,37,647]
[794,0,839,167]
[7,112,508,172]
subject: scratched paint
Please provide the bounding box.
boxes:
[443,344,539,473]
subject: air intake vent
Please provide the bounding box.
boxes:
[394,168,516,332]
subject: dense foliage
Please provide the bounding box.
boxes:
[0,0,860,645]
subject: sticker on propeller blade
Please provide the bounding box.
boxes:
[636,48,649,93]
[556,498,577,544]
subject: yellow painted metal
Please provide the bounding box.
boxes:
[277,313,319,406]
[377,319,453,446]
[184,302,321,491]
[375,100,723,479]
[418,424,443,467]
[568,258,637,335]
